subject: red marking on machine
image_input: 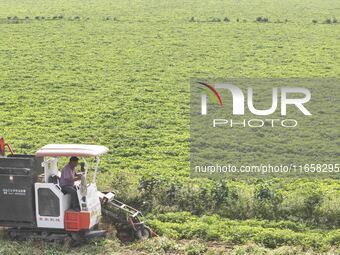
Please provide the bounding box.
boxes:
[0,137,14,156]
[64,211,91,232]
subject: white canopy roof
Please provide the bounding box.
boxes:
[36,144,109,157]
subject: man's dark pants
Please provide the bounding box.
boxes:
[61,185,80,210]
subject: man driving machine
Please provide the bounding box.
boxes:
[60,156,82,211]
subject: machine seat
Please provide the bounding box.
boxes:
[48,175,60,185]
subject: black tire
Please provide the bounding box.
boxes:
[71,232,81,241]
[135,226,151,240]
[7,230,17,240]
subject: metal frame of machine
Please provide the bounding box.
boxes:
[34,144,108,233]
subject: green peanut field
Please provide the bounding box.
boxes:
[0,0,339,254]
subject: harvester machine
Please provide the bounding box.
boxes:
[0,137,153,242]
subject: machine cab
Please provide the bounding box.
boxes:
[34,144,109,231]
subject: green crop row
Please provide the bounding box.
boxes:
[147,212,340,250]
[119,176,340,229]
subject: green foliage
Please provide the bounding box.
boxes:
[136,177,340,228]
[324,17,338,24]
[148,212,340,250]
[189,17,196,22]
[0,238,121,255]
[185,241,208,255]
[210,17,221,22]
[256,16,269,22]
